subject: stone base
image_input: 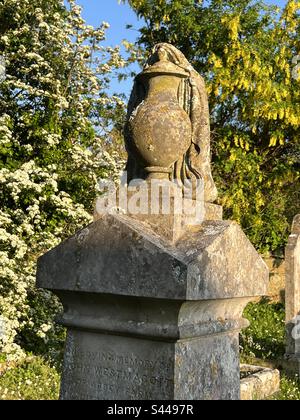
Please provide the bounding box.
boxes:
[56,291,248,400]
[60,325,241,400]
[94,190,222,242]
[240,365,280,400]
[283,353,300,376]
[37,213,268,400]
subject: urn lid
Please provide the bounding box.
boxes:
[136,60,189,81]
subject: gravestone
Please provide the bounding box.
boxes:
[37,43,268,400]
[285,214,300,374]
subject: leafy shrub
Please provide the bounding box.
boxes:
[240,298,285,360]
[0,0,125,359]
[0,356,60,400]
[271,375,300,400]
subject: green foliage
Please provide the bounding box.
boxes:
[17,289,66,365]
[1,353,299,400]
[125,0,300,253]
[271,375,300,400]
[0,356,60,400]
[0,0,126,359]
[240,299,285,360]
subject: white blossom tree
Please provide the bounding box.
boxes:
[0,0,127,360]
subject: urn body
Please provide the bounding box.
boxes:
[126,71,192,179]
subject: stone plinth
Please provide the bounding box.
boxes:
[263,255,285,303]
[37,213,268,400]
[240,365,280,400]
[285,215,300,374]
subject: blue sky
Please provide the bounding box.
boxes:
[77,0,142,97]
[78,1,142,47]
[77,0,288,97]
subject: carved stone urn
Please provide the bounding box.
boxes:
[126,58,192,179]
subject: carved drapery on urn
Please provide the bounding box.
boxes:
[124,43,218,203]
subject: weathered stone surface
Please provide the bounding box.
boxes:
[125,43,218,202]
[93,189,223,243]
[240,365,280,400]
[59,327,240,400]
[263,255,285,302]
[56,289,246,400]
[55,289,248,400]
[285,215,300,372]
[37,214,268,300]
[37,213,268,400]
[55,291,249,343]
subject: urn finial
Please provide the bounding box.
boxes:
[125,43,218,203]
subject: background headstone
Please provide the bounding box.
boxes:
[285,215,300,374]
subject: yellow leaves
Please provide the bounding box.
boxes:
[280,46,287,57]
[239,78,251,90]
[205,84,212,96]
[274,51,291,80]
[127,0,145,8]
[269,132,285,147]
[209,53,223,69]
[285,0,300,16]
[207,2,300,148]
[122,40,133,50]
[271,110,278,120]
[214,86,220,97]
[259,102,300,129]
[288,113,300,126]
[280,88,290,99]
[230,16,240,41]
[278,108,285,120]
[281,1,300,31]
[221,14,241,41]
[251,62,260,74]
[255,191,265,210]
[256,84,263,94]
[229,150,237,162]
[233,135,250,151]
[279,107,300,126]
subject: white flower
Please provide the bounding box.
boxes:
[0,0,127,361]
[39,22,49,30]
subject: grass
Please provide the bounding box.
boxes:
[240,299,300,400]
[0,299,299,400]
[0,353,299,400]
[0,356,60,400]
[271,375,300,400]
[240,298,286,360]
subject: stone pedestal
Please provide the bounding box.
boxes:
[285,215,300,375]
[37,213,268,400]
